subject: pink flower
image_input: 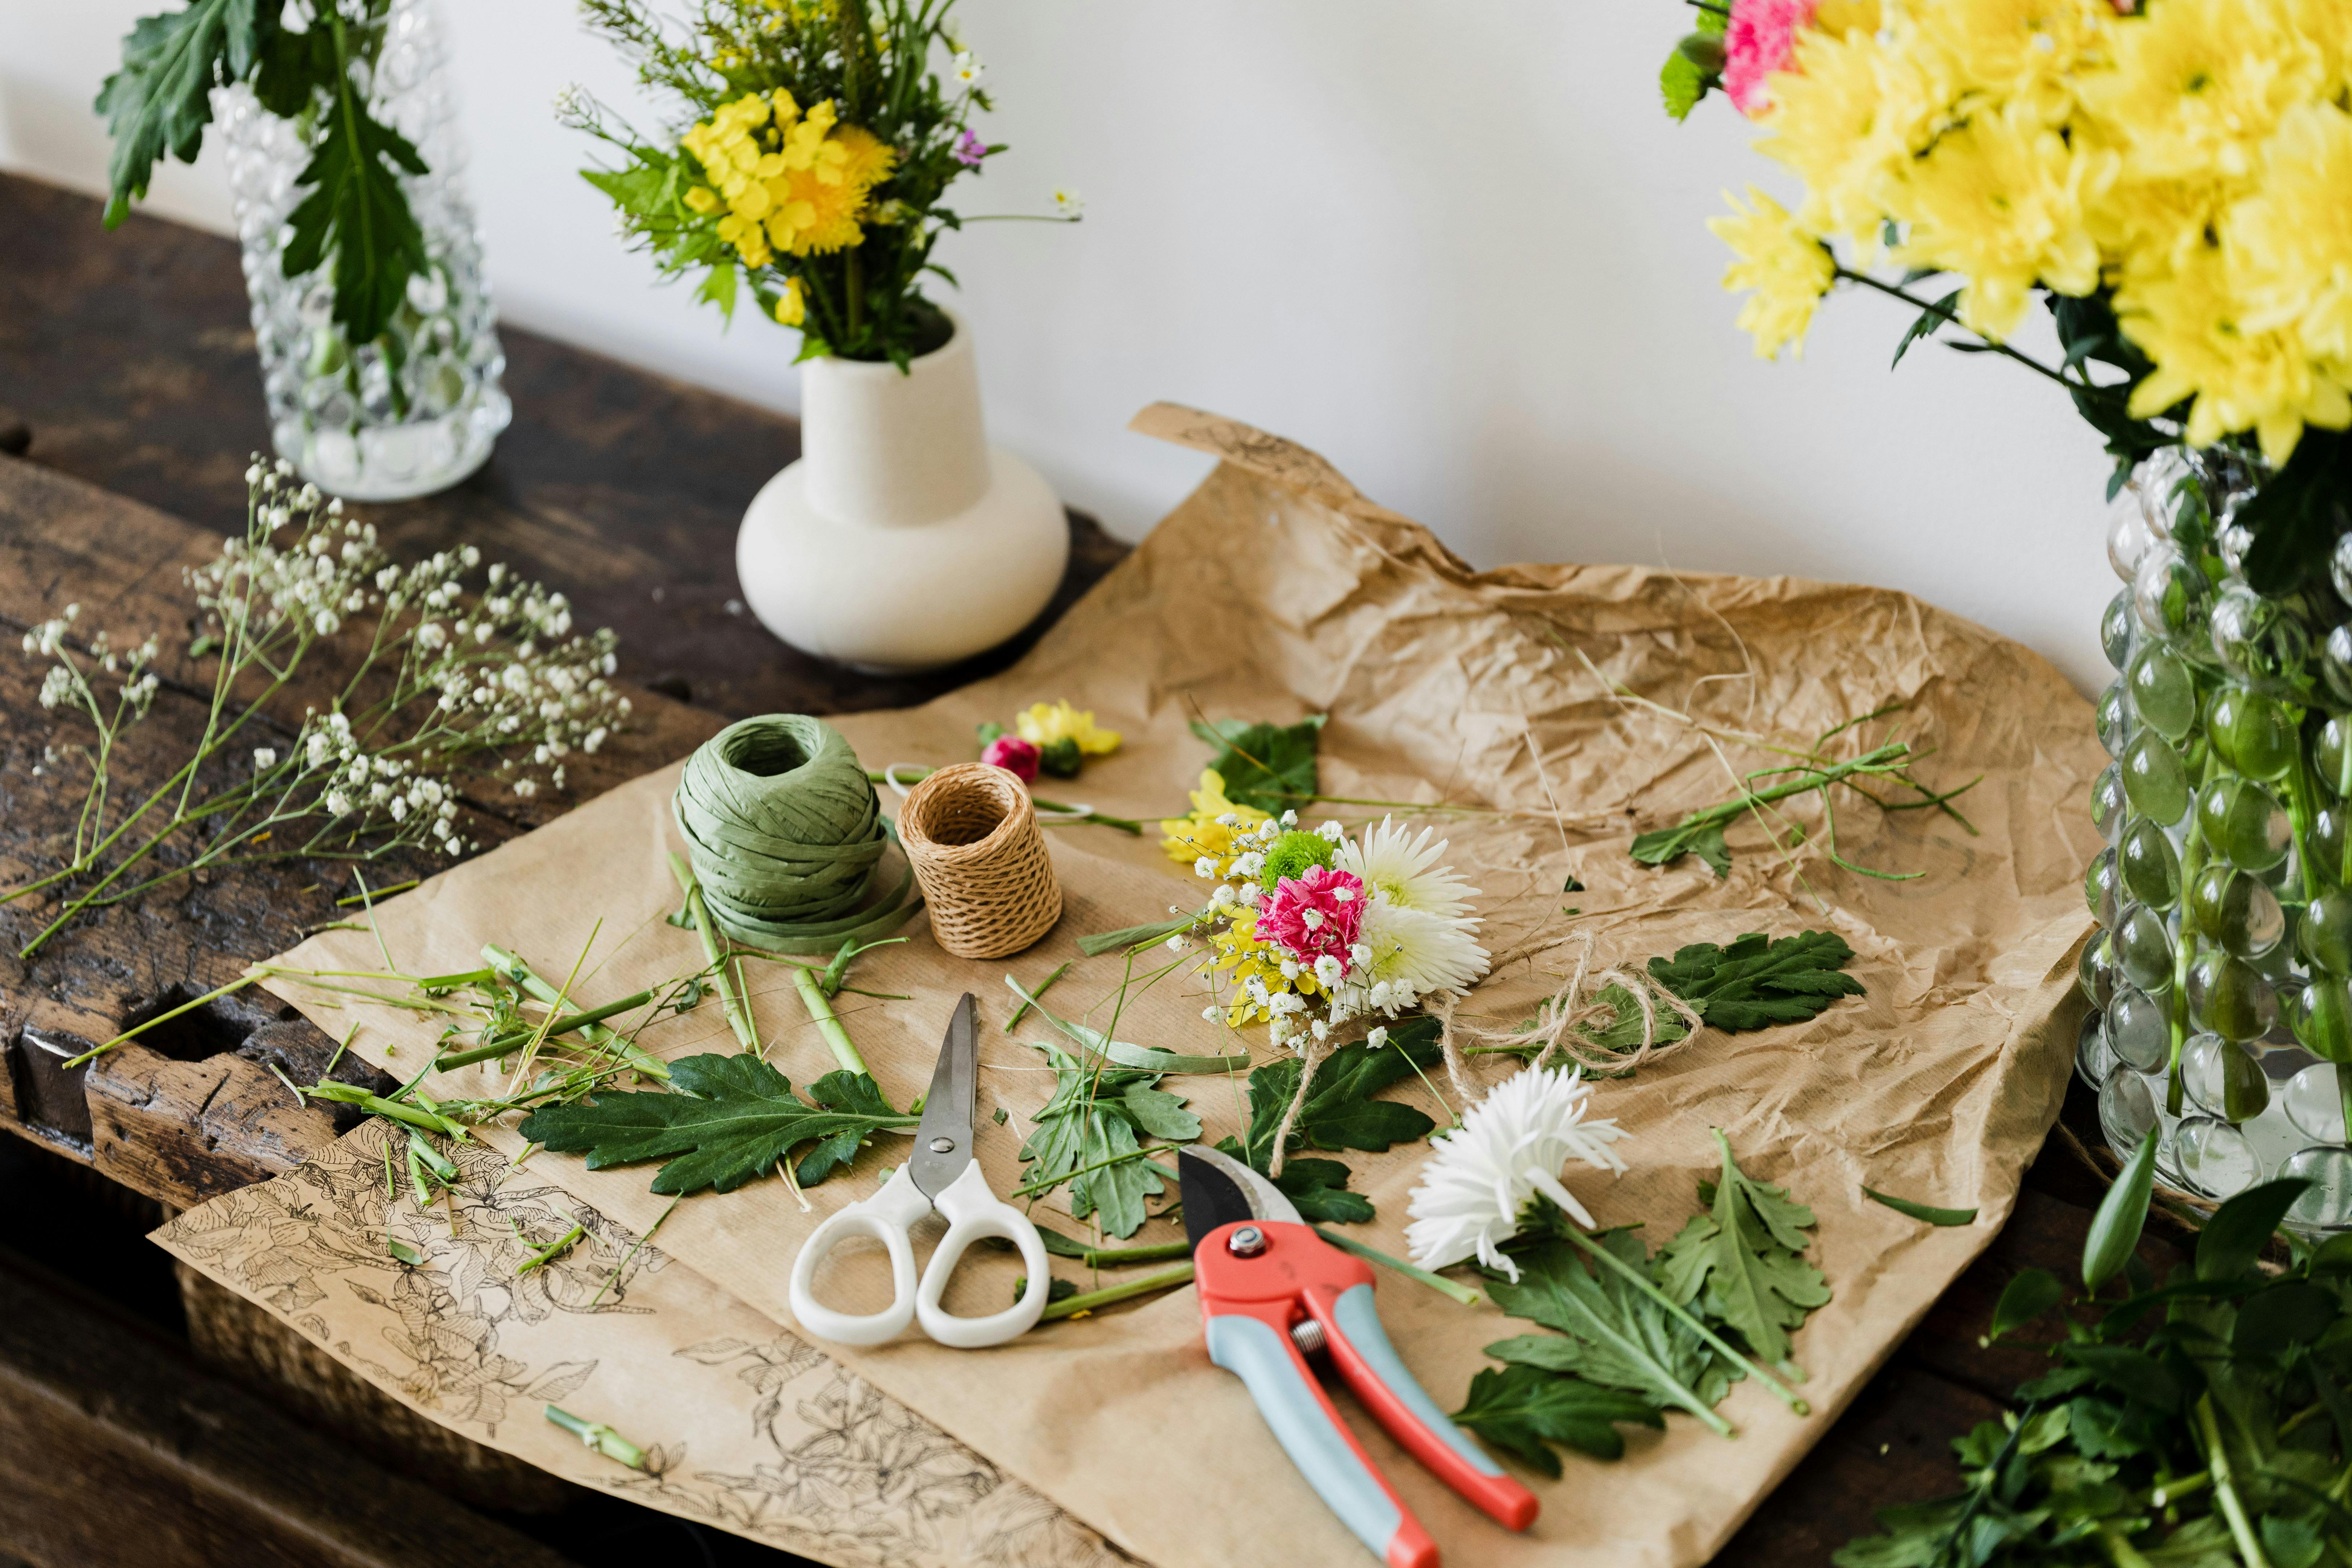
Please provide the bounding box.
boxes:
[981,735,1040,782]
[1722,0,1815,117]
[1257,866,1367,973]
[952,129,987,168]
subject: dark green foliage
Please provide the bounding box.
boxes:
[282,80,429,343]
[1659,1130,1831,1365]
[1207,1016,1446,1225]
[1189,715,1325,816]
[516,1053,916,1194]
[1838,1171,2352,1567]
[1646,929,1865,1032]
[1015,1045,1196,1239]
[96,0,269,225]
[1863,1186,1979,1226]
[1451,1364,1664,1472]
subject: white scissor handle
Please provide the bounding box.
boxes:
[915,1162,1052,1349]
[788,1165,930,1346]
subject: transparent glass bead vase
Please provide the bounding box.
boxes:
[212,0,509,501]
[2079,446,2352,1233]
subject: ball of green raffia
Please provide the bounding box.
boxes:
[670,714,918,953]
[1261,829,1335,885]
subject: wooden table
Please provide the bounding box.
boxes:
[0,170,2131,1568]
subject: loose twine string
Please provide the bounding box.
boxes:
[671,714,920,954]
[1264,930,1703,1175]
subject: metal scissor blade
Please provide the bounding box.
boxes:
[1179,1144,1304,1247]
[907,993,979,1201]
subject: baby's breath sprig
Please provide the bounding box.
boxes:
[4,457,631,959]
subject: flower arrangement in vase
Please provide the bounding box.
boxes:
[1659,0,2352,1221]
[569,0,1082,673]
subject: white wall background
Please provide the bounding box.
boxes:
[0,1,2117,693]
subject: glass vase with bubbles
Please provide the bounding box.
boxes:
[2081,448,2352,1232]
[212,0,509,501]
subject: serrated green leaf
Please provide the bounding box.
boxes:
[281,74,430,343]
[1208,1143,1376,1224]
[1660,51,1709,121]
[1450,1363,1662,1473]
[97,0,268,225]
[1485,1230,1736,1425]
[1013,1044,1180,1239]
[515,1055,916,1196]
[1228,1015,1441,1165]
[1188,715,1324,815]
[1657,1129,1828,1366]
[1646,929,1864,1033]
[1629,819,1731,877]
[1120,1085,1202,1142]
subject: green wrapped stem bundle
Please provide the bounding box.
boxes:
[672,715,920,953]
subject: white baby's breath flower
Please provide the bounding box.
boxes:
[1366,1025,1389,1049]
[513,778,538,799]
[1194,855,1219,878]
[1404,1067,1630,1281]
[252,748,277,769]
[1313,954,1344,987]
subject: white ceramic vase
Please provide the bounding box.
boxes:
[735,311,1068,673]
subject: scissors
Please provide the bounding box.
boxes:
[787,992,1050,1349]
[1178,1145,1538,1568]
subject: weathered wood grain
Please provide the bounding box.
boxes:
[0,1247,577,1568]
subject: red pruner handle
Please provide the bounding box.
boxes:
[1307,1281,1541,1533]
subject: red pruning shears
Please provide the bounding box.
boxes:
[1178,1145,1538,1568]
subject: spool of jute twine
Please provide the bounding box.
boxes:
[897,762,1062,959]
[672,714,920,953]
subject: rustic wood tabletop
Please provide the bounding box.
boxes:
[0,169,2136,1568]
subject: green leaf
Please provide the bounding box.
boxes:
[1863,1186,1978,1226]
[1188,715,1325,815]
[1001,976,1249,1072]
[1629,819,1731,877]
[1450,1363,1662,1473]
[793,1069,904,1186]
[1660,51,1710,121]
[1988,1267,2063,1341]
[2058,1343,2182,1414]
[1208,1143,1376,1224]
[1646,930,1865,1033]
[387,1236,425,1266]
[2198,1177,2313,1282]
[1657,1130,1829,1366]
[2262,1515,2326,1568]
[1228,1015,1441,1165]
[251,21,333,118]
[96,0,268,226]
[1120,1085,1202,1142]
[2083,1128,2158,1291]
[1888,286,1966,371]
[1486,1231,1735,1426]
[2233,1282,2337,1355]
[515,1054,917,1196]
[1013,1045,1182,1239]
[281,75,430,343]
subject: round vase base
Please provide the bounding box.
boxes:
[735,447,1069,674]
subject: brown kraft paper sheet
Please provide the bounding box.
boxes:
[162,403,2102,1567]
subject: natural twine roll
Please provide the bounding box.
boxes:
[671,714,919,953]
[897,762,1062,960]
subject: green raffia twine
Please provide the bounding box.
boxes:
[671,715,922,954]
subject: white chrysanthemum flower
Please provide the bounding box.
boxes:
[1350,900,1488,1014]
[1404,1067,1630,1281]
[1339,816,1480,919]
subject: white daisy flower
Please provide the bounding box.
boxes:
[1404,1066,1630,1281]
[1338,816,1480,919]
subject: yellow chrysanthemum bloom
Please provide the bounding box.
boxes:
[2079,0,2323,182]
[1888,98,2110,340]
[681,92,896,268]
[1709,186,1837,360]
[1016,701,1121,757]
[1811,0,1883,41]
[2232,102,2352,372]
[1910,0,2109,121]
[1759,24,1932,247]
[1159,769,1269,871]
[2118,240,2352,466]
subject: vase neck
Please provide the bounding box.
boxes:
[801,320,990,527]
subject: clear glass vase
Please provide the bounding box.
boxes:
[2079,447,2352,1231]
[213,0,509,501]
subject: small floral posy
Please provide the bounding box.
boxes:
[4,459,628,959]
[978,699,1121,781]
[1165,806,1492,1055]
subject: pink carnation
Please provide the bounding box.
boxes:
[1722,0,1816,117]
[1257,866,1367,973]
[981,735,1040,782]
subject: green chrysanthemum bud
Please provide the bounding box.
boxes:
[1262,829,1336,885]
[1039,737,1083,778]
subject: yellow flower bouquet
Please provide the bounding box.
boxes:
[563,0,1074,368]
[1667,0,2352,585]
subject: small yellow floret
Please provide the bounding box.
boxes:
[1160,769,1269,872]
[1708,186,1837,359]
[1016,701,1121,757]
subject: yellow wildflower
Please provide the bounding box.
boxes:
[1016,701,1121,757]
[1911,0,2108,120]
[1887,98,2110,340]
[773,276,807,328]
[1160,769,1269,873]
[1708,186,1837,360]
[681,92,896,268]
[2118,238,2351,465]
[2231,102,2352,372]
[1758,25,1932,247]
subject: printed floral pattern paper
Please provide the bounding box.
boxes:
[153,1119,1135,1568]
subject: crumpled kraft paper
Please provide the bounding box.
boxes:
[164,404,2103,1568]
